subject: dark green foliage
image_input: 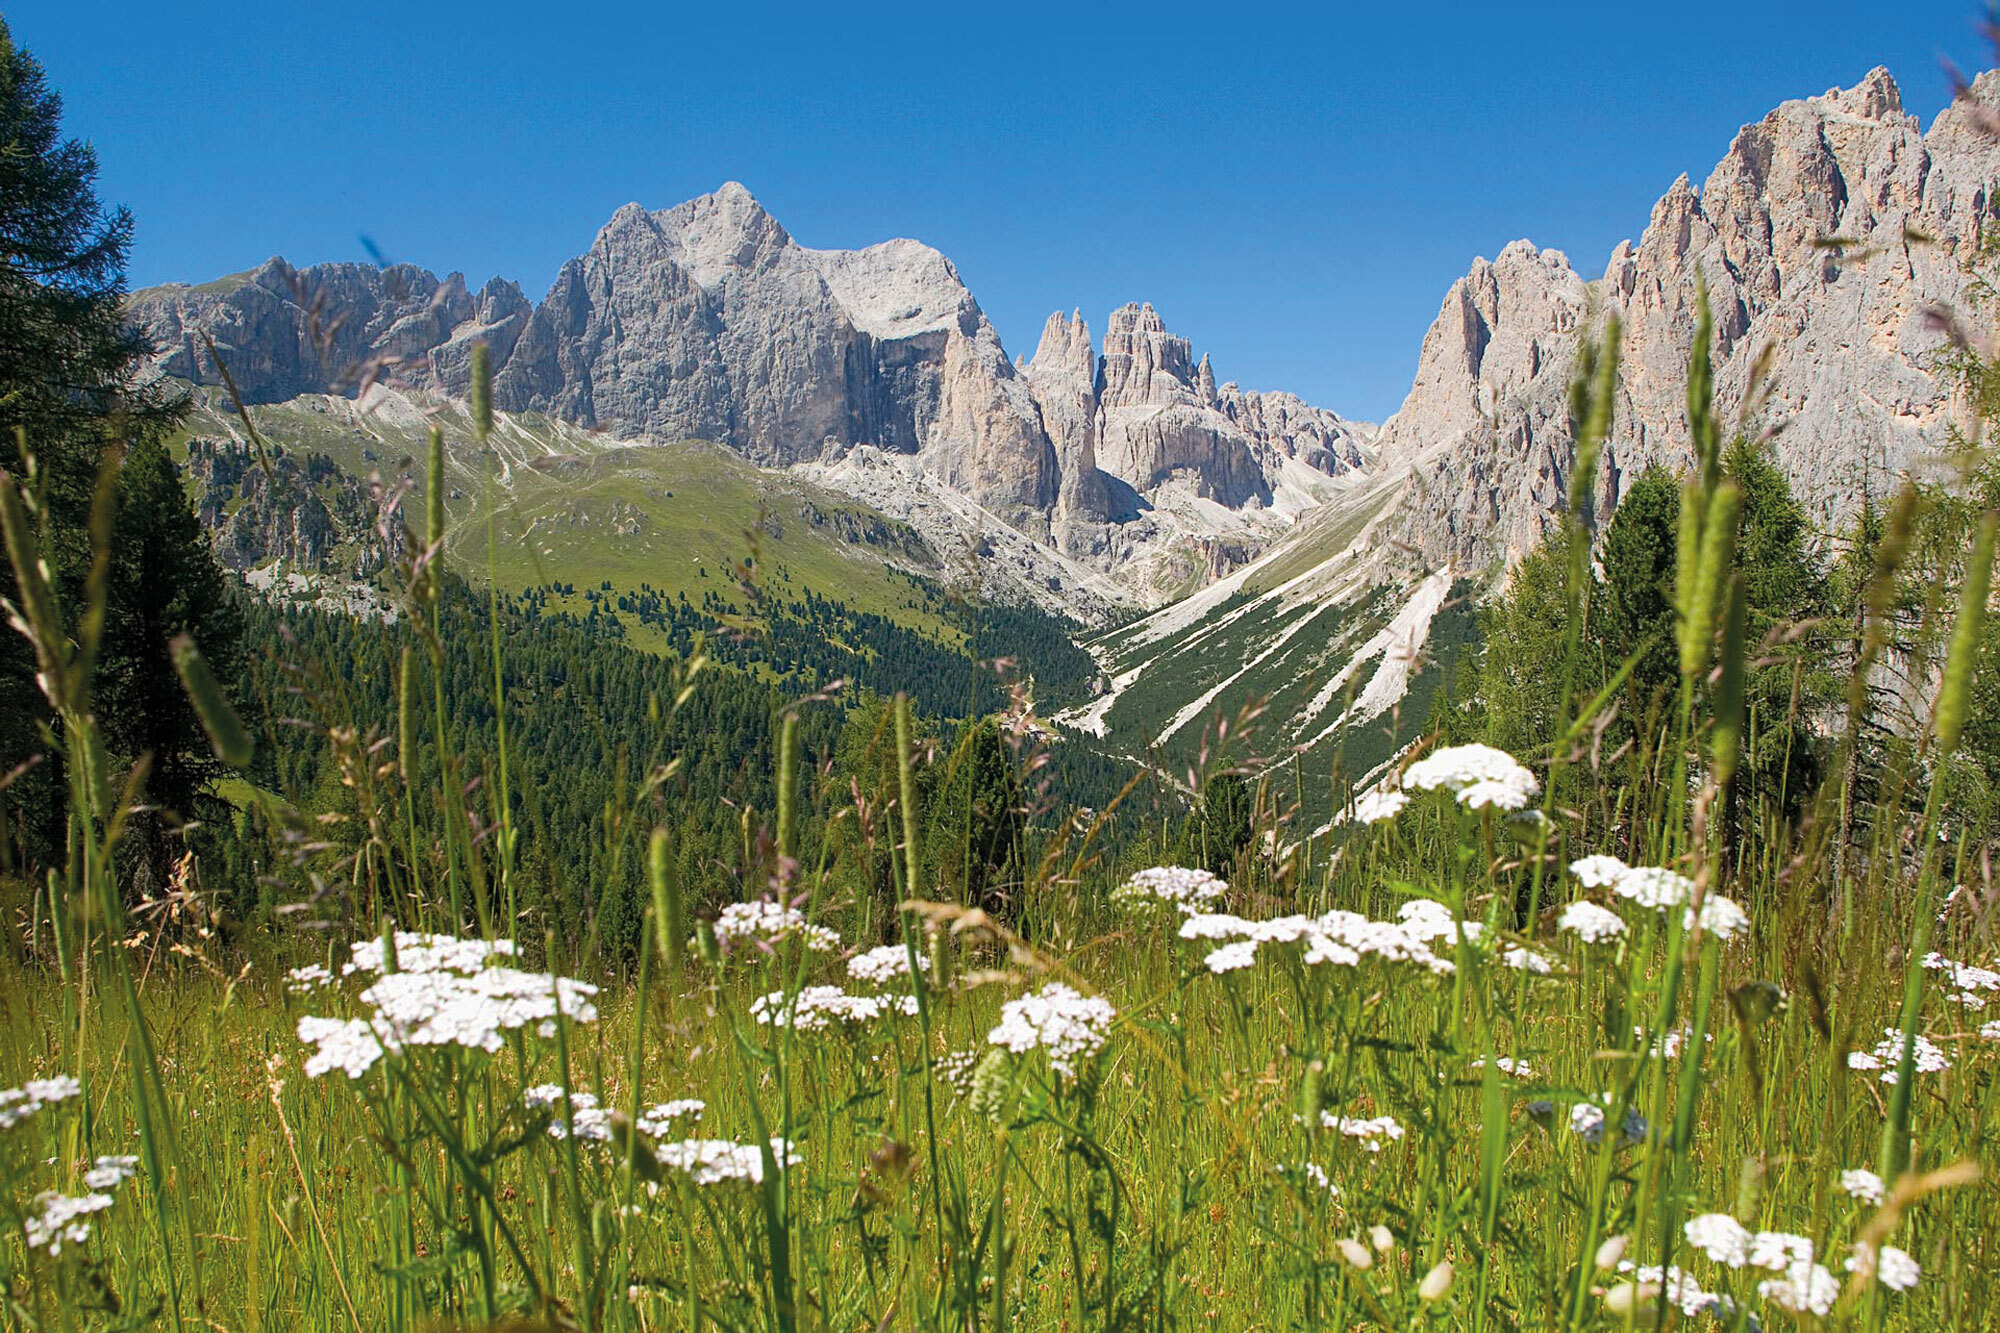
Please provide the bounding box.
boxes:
[1592,466,1681,710]
[925,717,1021,914]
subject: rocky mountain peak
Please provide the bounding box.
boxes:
[1371,66,2000,574]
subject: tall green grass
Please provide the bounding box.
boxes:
[0,310,1996,1333]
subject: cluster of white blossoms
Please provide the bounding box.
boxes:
[1847,1028,1950,1084]
[708,901,839,955]
[1397,899,1482,946]
[1472,1056,1536,1079]
[633,1100,705,1137]
[1681,1213,1914,1311]
[25,1190,116,1257]
[846,944,929,986]
[1567,1100,1647,1146]
[1846,1242,1922,1292]
[1839,1167,1886,1206]
[0,1075,81,1131]
[749,984,917,1031]
[1339,788,1409,825]
[1277,1161,1342,1196]
[1113,866,1229,915]
[1180,907,1459,978]
[1401,743,1542,812]
[1556,900,1627,944]
[1314,1113,1405,1152]
[342,931,516,977]
[1923,951,2000,1010]
[82,1156,139,1191]
[1611,1262,1735,1319]
[1563,857,1749,942]
[987,982,1117,1078]
[525,1085,611,1142]
[652,1137,800,1187]
[294,933,601,1080]
[285,963,334,992]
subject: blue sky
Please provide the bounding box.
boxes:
[6,1,1987,420]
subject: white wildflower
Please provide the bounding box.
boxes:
[634,1100,705,1137]
[1614,867,1693,910]
[81,1156,140,1191]
[1684,1213,1752,1267]
[1114,865,1229,914]
[654,1137,800,1186]
[24,1191,113,1255]
[1557,900,1626,944]
[1569,1101,1645,1145]
[1503,945,1553,974]
[1746,1230,1814,1273]
[750,984,914,1030]
[1204,941,1259,974]
[1318,1113,1404,1152]
[1398,898,1482,945]
[1758,1263,1839,1316]
[1849,1243,1920,1292]
[1848,1029,1949,1084]
[1472,1056,1535,1079]
[360,966,599,1053]
[1402,744,1540,812]
[987,983,1116,1078]
[1840,1167,1885,1206]
[708,901,839,955]
[1343,789,1408,824]
[846,945,929,986]
[343,931,515,977]
[297,1016,386,1080]
[1568,855,1630,889]
[1686,894,1750,941]
[0,1076,82,1130]
[1615,1263,1732,1318]
[285,963,333,992]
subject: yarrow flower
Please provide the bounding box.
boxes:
[987,983,1116,1078]
[634,1101,706,1137]
[1568,1100,1646,1146]
[1557,900,1626,944]
[1114,865,1228,914]
[1614,867,1694,910]
[1613,1263,1735,1319]
[1343,789,1409,825]
[653,1137,800,1186]
[1847,1242,1920,1292]
[285,963,334,992]
[82,1156,140,1191]
[1503,945,1553,974]
[1686,894,1750,940]
[1684,1213,1753,1266]
[343,931,516,977]
[1397,898,1482,946]
[846,945,929,986]
[1568,855,1631,889]
[1924,951,2000,1010]
[1203,941,1259,974]
[0,1076,82,1130]
[524,1085,611,1142]
[1180,908,1458,976]
[1840,1167,1885,1206]
[1472,1055,1535,1079]
[1847,1029,1949,1084]
[1311,1113,1404,1151]
[749,985,916,1031]
[24,1191,114,1256]
[1278,1161,1341,1196]
[297,1016,386,1080]
[1401,744,1539,812]
[294,935,601,1078]
[708,901,839,955]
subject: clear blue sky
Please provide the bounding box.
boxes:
[5,1,1987,420]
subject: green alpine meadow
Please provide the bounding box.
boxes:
[6,5,2000,1330]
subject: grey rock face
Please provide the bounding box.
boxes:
[130,258,524,404]
[1375,68,2000,572]
[130,184,1362,585]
